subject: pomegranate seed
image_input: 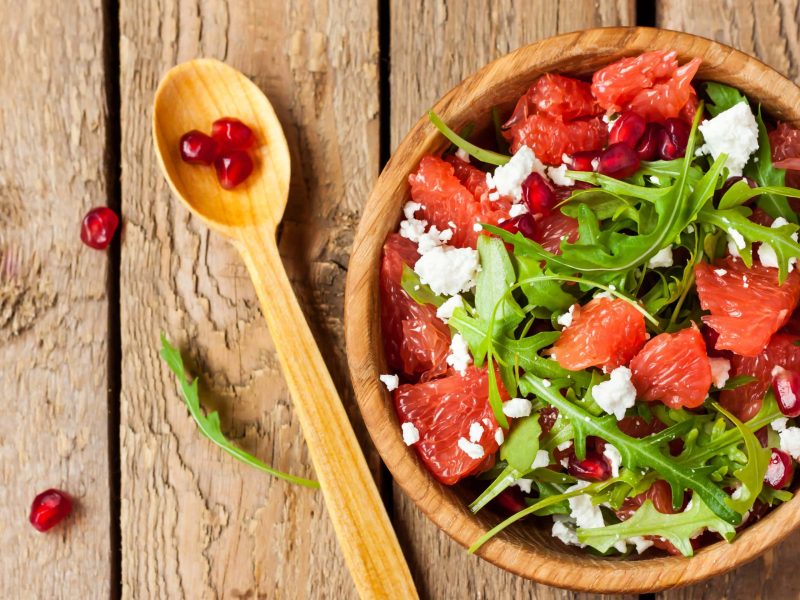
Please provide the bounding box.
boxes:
[494,488,527,514]
[567,150,601,172]
[609,112,646,148]
[755,426,770,448]
[215,151,254,190]
[598,143,640,179]
[568,451,611,481]
[499,213,537,239]
[29,489,72,532]
[658,118,691,160]
[80,207,119,250]
[773,367,800,417]
[668,438,684,456]
[636,123,662,161]
[521,172,556,216]
[765,448,794,489]
[538,406,559,434]
[212,117,255,151]
[179,130,218,165]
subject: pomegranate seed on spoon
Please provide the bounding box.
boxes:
[29,489,73,532]
[772,366,800,417]
[212,117,255,150]
[598,143,640,179]
[521,172,556,216]
[636,123,662,161]
[567,150,601,172]
[568,451,611,481]
[609,111,646,148]
[658,118,691,160]
[765,448,794,489]
[215,151,254,190]
[179,130,218,165]
[80,207,119,250]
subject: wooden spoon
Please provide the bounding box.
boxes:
[152,58,417,600]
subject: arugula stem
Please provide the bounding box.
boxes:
[429,111,511,165]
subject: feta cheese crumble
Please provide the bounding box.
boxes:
[435,294,464,324]
[495,428,504,445]
[455,148,470,162]
[557,304,575,328]
[446,333,472,375]
[714,268,728,276]
[552,516,582,547]
[592,366,637,420]
[508,203,529,218]
[567,481,604,529]
[469,421,484,443]
[697,102,760,177]
[414,245,479,295]
[485,146,545,201]
[771,417,789,432]
[547,164,574,187]
[727,227,746,257]
[514,478,533,494]
[416,225,453,254]
[647,245,674,269]
[401,422,420,445]
[457,437,485,459]
[472,222,483,233]
[649,175,661,185]
[502,397,532,418]
[709,357,731,389]
[379,373,399,391]
[602,443,622,478]
[779,426,800,460]
[758,217,798,272]
[531,449,550,470]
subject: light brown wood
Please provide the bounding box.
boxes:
[658,2,800,598]
[119,1,381,597]
[388,3,635,597]
[152,58,415,600]
[346,26,800,594]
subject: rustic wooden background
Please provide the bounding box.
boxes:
[4,0,800,598]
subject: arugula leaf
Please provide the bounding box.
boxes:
[160,334,319,489]
[475,236,524,330]
[501,414,543,472]
[721,374,759,391]
[401,264,445,307]
[578,498,736,556]
[429,111,510,165]
[704,82,747,117]
[515,254,575,312]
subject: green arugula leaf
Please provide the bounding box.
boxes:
[578,498,736,556]
[401,264,445,307]
[501,414,543,472]
[429,111,510,165]
[721,374,759,391]
[704,82,747,117]
[475,236,524,330]
[160,334,319,489]
[515,254,575,312]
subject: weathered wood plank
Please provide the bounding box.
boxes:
[389,2,635,597]
[0,0,112,596]
[119,1,378,597]
[658,0,800,597]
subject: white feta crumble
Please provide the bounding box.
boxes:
[557,441,573,452]
[508,203,529,218]
[743,274,749,288]
[416,225,453,254]
[552,516,582,547]
[379,373,399,391]
[714,268,728,276]
[648,175,661,185]
[592,366,637,420]
[457,437,485,459]
[687,224,695,234]
[473,222,483,232]
[628,536,654,554]
[436,294,464,324]
[447,220,457,229]
[567,481,605,529]
[399,215,427,243]
[488,191,501,201]
[590,157,600,171]
[541,379,552,388]
[730,485,745,501]
[758,217,798,272]
[779,426,800,460]
[557,304,576,328]
[414,245,479,295]
[455,148,470,162]
[708,357,731,389]
[485,145,545,201]
[469,421,484,443]
[547,164,575,187]
[771,417,789,432]
[727,227,746,257]
[495,428,505,445]
[647,245,674,268]
[514,478,533,494]
[401,422,420,445]
[446,333,472,376]
[403,201,422,220]
[531,449,550,470]
[602,443,622,478]
[697,102,760,177]
[502,397,532,418]
[560,457,570,468]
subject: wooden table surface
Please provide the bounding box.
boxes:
[5,0,800,598]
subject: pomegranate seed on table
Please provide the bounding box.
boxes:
[658,118,691,160]
[598,143,641,179]
[179,130,218,165]
[765,448,794,489]
[636,123,662,161]
[29,489,72,532]
[568,451,611,481]
[521,172,556,216]
[215,151,254,190]
[80,207,119,250]
[212,117,255,150]
[609,111,646,148]
[567,150,601,172]
[499,213,537,239]
[772,367,800,417]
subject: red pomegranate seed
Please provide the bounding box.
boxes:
[212,117,255,151]
[636,123,663,161]
[521,172,556,216]
[538,406,559,434]
[215,151,254,190]
[609,112,646,148]
[567,150,601,172]
[179,130,218,165]
[755,426,770,448]
[499,213,537,239]
[494,488,527,514]
[658,118,691,160]
[568,451,611,481]
[765,448,794,489]
[29,489,72,532]
[773,367,800,417]
[80,207,119,250]
[598,143,640,179]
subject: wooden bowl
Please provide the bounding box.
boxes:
[344,27,800,593]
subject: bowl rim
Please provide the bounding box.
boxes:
[345,26,800,593]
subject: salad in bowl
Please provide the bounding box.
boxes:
[377,49,800,559]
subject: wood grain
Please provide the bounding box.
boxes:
[0,0,112,597]
[387,3,635,598]
[658,1,800,598]
[119,1,379,597]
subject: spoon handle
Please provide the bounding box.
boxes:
[236,227,418,600]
